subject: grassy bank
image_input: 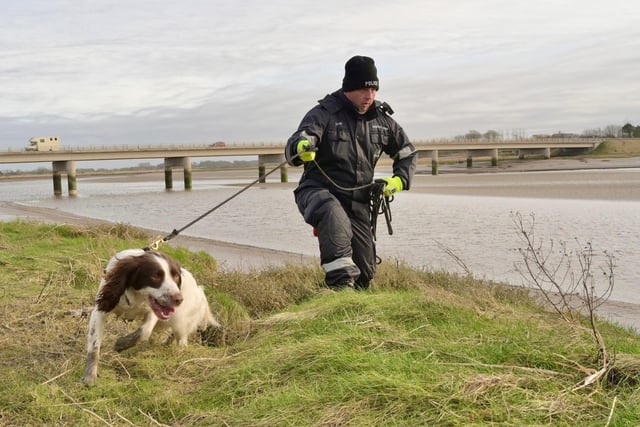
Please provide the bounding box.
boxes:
[590,138,640,157]
[2,221,640,426]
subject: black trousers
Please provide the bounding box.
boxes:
[295,187,375,288]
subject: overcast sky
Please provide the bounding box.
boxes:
[1,0,639,153]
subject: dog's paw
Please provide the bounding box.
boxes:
[81,364,98,386]
[81,374,97,386]
[114,328,142,352]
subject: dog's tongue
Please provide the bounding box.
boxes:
[161,306,176,317]
[151,298,177,320]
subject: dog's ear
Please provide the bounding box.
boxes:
[96,256,140,312]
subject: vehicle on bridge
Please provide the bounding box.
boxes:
[26,136,61,151]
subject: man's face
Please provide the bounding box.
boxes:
[344,88,377,114]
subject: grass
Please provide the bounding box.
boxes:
[2,220,640,426]
[589,138,640,157]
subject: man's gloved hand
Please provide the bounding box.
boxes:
[380,176,404,197]
[296,139,316,162]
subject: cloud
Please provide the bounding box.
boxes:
[0,0,638,157]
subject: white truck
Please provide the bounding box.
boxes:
[26,136,61,151]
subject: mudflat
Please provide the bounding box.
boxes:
[411,157,640,201]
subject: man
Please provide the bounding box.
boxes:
[285,55,417,291]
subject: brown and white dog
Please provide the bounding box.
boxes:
[82,248,220,385]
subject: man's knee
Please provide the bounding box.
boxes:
[297,189,338,225]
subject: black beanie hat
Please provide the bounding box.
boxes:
[342,55,379,92]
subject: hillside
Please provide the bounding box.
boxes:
[1,221,640,425]
[591,138,640,156]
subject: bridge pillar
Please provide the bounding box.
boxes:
[430,150,439,175]
[258,154,287,183]
[518,147,551,159]
[183,157,192,189]
[414,149,438,175]
[466,149,498,169]
[52,170,62,196]
[67,161,78,196]
[164,157,192,190]
[52,160,77,196]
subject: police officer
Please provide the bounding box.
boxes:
[285,55,417,291]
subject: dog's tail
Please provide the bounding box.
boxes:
[207,309,222,329]
[199,305,223,347]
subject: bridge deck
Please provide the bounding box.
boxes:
[0,139,601,164]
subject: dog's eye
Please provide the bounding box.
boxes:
[173,273,182,289]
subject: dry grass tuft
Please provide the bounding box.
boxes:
[606,354,640,386]
[211,264,324,316]
[462,374,517,398]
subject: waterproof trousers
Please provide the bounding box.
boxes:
[295,187,375,289]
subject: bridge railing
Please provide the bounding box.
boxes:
[0,141,287,153]
[411,137,603,145]
[1,137,606,153]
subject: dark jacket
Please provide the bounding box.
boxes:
[286,90,416,204]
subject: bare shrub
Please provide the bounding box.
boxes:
[512,211,616,387]
[513,212,615,320]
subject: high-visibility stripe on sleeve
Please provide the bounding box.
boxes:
[396,145,415,160]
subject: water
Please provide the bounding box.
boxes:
[1,168,639,306]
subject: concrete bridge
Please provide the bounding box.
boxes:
[414,138,602,174]
[0,139,601,196]
[0,144,289,196]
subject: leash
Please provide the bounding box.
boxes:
[309,159,394,239]
[144,151,394,251]
[369,180,393,240]
[144,155,296,251]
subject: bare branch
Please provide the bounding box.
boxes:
[511,211,616,384]
[435,240,472,276]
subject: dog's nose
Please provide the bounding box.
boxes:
[172,293,184,306]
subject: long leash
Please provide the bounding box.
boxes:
[144,153,394,251]
[369,181,393,240]
[144,155,295,250]
[309,159,394,240]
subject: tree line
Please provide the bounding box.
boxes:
[621,123,640,137]
[455,122,640,141]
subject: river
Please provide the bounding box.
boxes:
[1,160,639,309]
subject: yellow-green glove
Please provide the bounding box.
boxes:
[296,139,316,162]
[380,176,404,197]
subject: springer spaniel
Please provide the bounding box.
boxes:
[82,248,221,385]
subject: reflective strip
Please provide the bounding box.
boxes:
[396,145,416,160]
[322,256,356,273]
